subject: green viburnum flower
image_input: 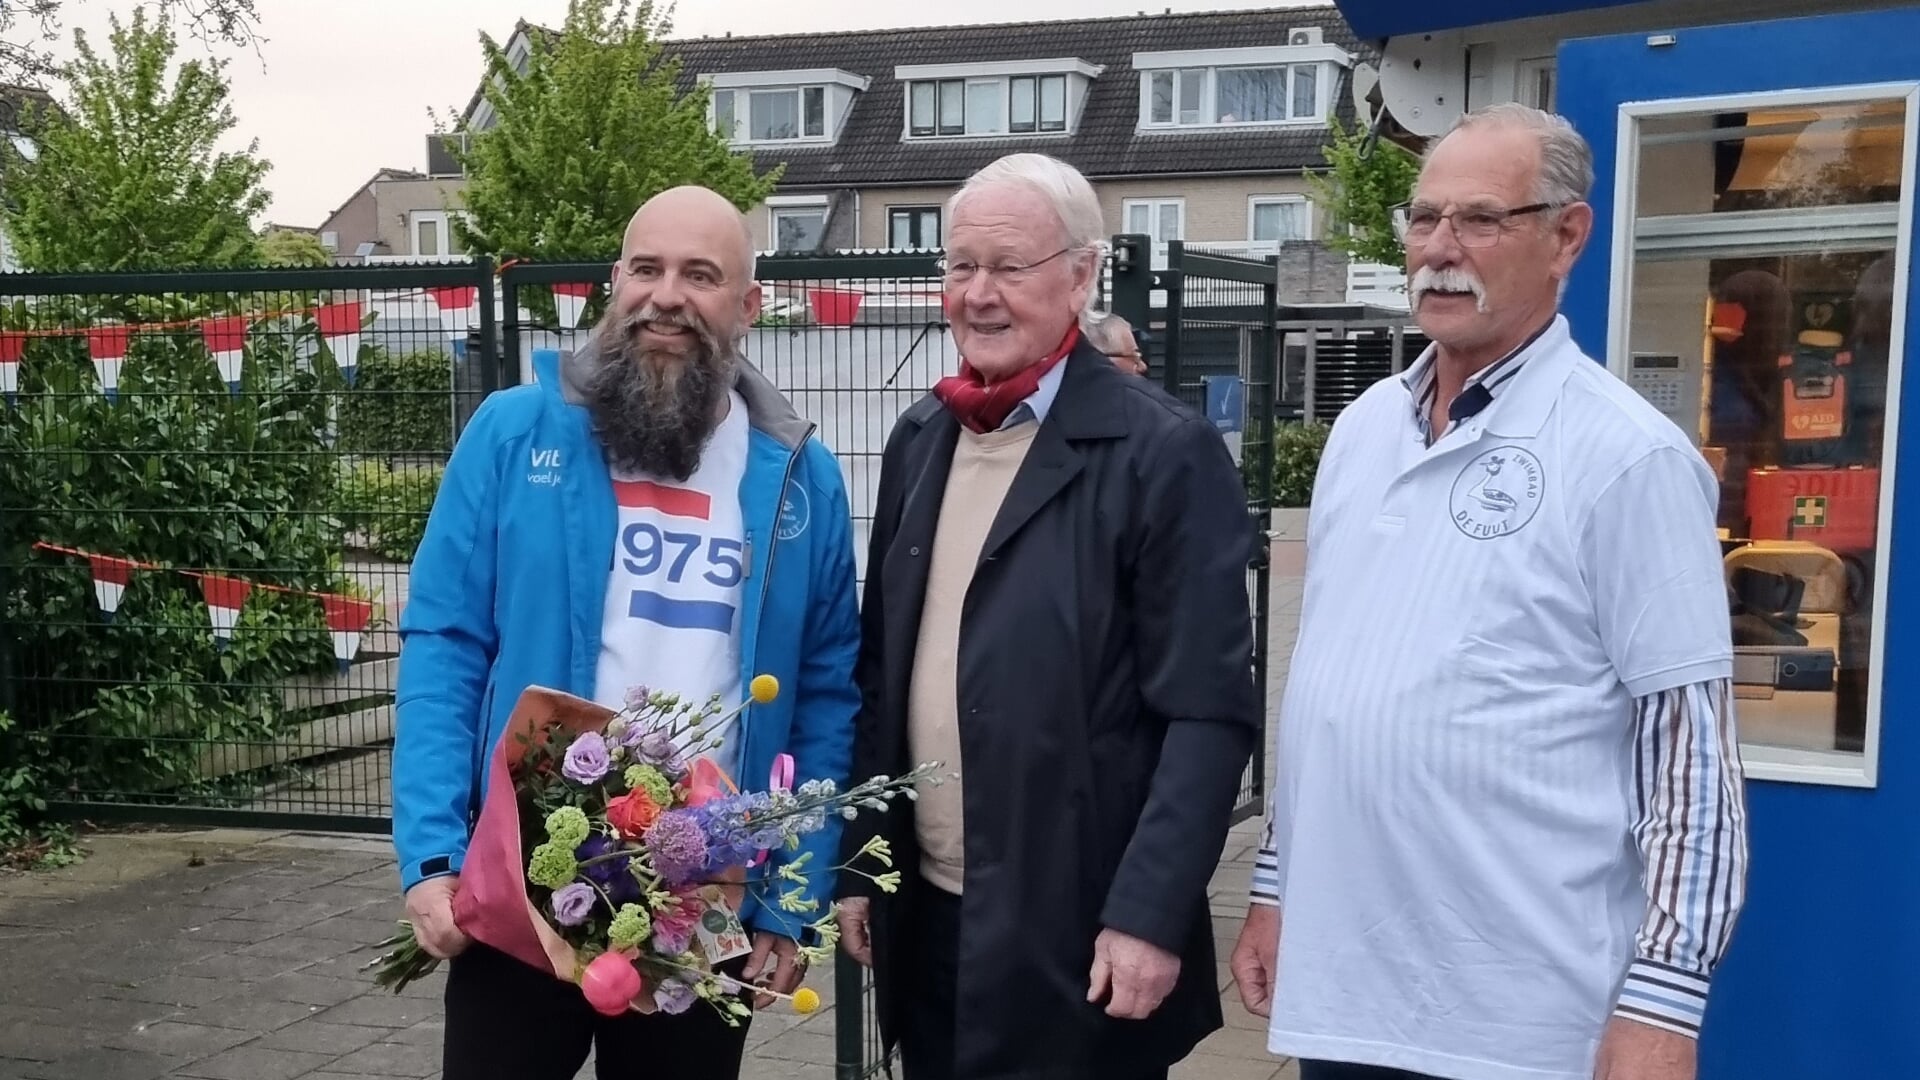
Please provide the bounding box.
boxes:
[527,841,578,890]
[545,806,590,848]
[608,903,652,950]
[622,765,673,806]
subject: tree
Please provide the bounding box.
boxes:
[1305,117,1422,268]
[1,0,260,86]
[260,227,333,267]
[449,0,780,266]
[0,8,271,271]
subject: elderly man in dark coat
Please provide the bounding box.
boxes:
[833,151,1260,1080]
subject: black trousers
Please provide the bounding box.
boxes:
[443,943,753,1080]
[896,879,1168,1080]
[1298,1062,1446,1080]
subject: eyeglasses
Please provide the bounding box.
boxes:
[937,247,1076,285]
[1392,202,1557,248]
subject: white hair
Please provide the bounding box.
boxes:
[1429,102,1594,212]
[946,153,1107,313]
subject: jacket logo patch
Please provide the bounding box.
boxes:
[527,447,562,486]
[777,480,810,541]
[1450,446,1543,540]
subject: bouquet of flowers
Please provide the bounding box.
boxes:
[365,675,930,1022]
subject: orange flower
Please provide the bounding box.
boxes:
[605,790,662,840]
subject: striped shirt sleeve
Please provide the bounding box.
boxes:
[1250,809,1282,907]
[1614,677,1749,1038]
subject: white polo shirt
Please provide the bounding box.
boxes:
[1265,315,1732,1080]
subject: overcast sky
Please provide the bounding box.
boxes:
[40,0,1320,227]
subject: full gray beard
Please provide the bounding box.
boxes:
[581,308,737,482]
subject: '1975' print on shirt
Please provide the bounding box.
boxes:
[614,479,745,633]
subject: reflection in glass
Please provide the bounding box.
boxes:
[1626,95,1907,766]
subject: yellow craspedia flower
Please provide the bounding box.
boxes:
[791,987,820,1015]
[750,674,780,704]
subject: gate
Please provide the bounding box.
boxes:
[1112,238,1279,825]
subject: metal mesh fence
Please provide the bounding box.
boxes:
[1161,243,1278,825]
[0,263,495,832]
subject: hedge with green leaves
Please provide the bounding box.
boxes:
[336,461,444,564]
[335,348,454,458]
[0,305,358,803]
[1270,422,1331,508]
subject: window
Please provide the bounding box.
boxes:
[1251,196,1310,243]
[1141,64,1326,128]
[1123,198,1184,243]
[771,205,827,251]
[320,230,339,253]
[1517,58,1556,111]
[712,86,828,143]
[888,206,941,250]
[408,210,467,259]
[907,74,1069,137]
[1613,92,1909,787]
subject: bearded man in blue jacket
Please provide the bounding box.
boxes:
[389,185,861,1080]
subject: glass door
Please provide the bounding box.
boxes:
[1607,86,1916,786]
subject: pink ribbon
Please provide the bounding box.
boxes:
[769,753,794,793]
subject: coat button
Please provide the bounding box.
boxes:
[909,546,921,556]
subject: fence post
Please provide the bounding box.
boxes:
[1107,232,1153,330]
[834,955,867,1080]
[1161,240,1185,399]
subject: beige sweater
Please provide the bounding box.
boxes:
[908,422,1038,894]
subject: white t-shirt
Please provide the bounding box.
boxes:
[593,390,751,782]
[1264,318,1732,1080]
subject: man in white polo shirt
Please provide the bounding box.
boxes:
[1229,103,1750,1080]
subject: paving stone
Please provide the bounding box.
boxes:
[254,971,369,1008]
[1172,1051,1284,1080]
[171,1044,338,1080]
[310,994,440,1029]
[96,974,234,1009]
[387,1016,445,1047]
[755,1028,839,1066]
[174,951,319,983]
[178,920,288,945]
[184,995,326,1032]
[99,1019,257,1058]
[252,1019,391,1055]
[237,933,362,961]
[17,1046,186,1080]
[739,1060,834,1080]
[324,1038,442,1078]
[299,913,417,944]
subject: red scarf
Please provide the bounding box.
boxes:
[932,326,1080,434]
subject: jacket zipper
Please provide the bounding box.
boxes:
[738,427,815,782]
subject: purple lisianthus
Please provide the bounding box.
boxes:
[548,882,598,927]
[634,730,679,766]
[644,811,710,885]
[563,732,612,785]
[654,979,697,1015]
[623,684,652,711]
[575,835,642,904]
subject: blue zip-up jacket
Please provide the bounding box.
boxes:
[391,341,861,940]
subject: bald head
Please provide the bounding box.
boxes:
[622,185,756,279]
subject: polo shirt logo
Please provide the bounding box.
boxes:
[1450,446,1544,540]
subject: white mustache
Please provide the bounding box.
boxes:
[1410,266,1488,313]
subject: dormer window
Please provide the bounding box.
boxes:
[1132,43,1351,130]
[896,59,1101,139]
[701,69,870,147]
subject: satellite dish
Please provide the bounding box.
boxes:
[1378,32,1466,137]
[1350,61,1380,128]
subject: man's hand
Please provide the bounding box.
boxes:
[837,897,873,967]
[1087,928,1181,1020]
[744,931,806,1009]
[404,875,471,960]
[1229,904,1280,1017]
[1594,1016,1697,1080]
